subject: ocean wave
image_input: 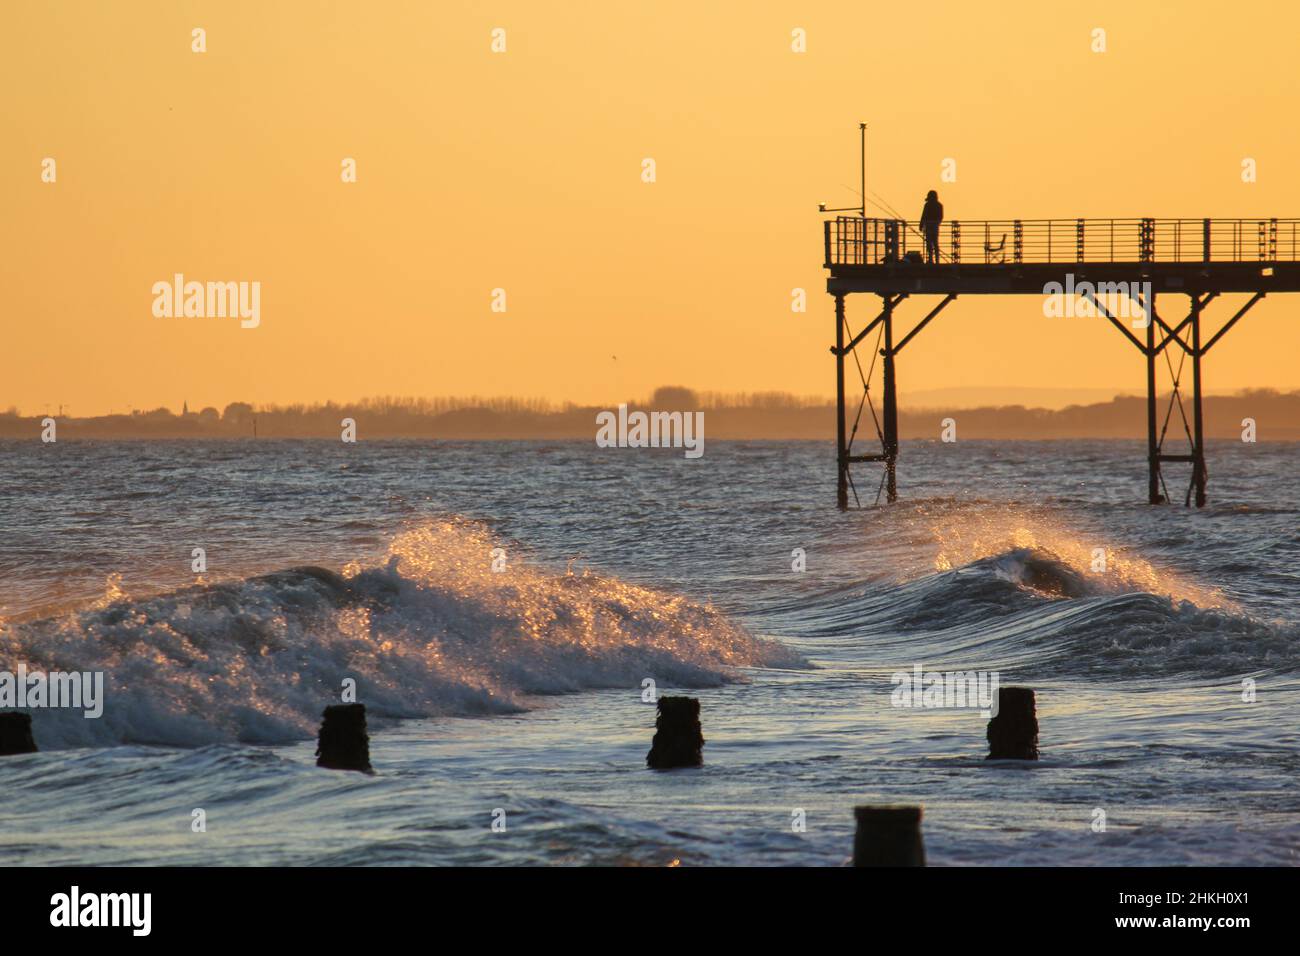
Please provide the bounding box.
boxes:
[0,518,803,749]
[756,541,1298,681]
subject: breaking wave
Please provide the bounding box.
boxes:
[757,529,1297,684]
[0,519,803,749]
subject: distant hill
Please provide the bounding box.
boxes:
[2,387,1297,440]
[902,386,1141,410]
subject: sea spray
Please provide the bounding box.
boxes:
[0,517,803,749]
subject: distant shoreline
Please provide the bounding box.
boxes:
[4,388,1298,441]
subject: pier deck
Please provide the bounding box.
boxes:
[823,216,1300,508]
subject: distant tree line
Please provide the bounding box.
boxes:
[1,387,1297,440]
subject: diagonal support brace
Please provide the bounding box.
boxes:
[832,294,907,357]
[1202,292,1265,353]
[1081,289,1147,354]
[1153,292,1217,356]
[893,294,958,354]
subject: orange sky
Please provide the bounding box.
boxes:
[4,0,1298,416]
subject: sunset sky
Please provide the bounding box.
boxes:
[4,0,1299,416]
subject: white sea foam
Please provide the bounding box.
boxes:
[0,518,803,749]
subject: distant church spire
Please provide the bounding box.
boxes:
[183,399,189,416]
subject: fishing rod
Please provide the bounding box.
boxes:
[818,124,956,263]
[867,188,958,264]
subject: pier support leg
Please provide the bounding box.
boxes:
[1145,294,1163,504]
[835,294,849,510]
[1190,296,1207,508]
[881,298,898,503]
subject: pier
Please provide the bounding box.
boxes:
[824,216,1300,507]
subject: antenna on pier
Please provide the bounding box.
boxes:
[819,123,867,217]
[859,121,866,219]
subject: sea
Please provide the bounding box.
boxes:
[0,438,1296,866]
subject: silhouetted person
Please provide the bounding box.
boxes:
[920,190,943,264]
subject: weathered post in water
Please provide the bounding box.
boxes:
[0,712,38,756]
[316,703,372,772]
[986,686,1039,760]
[853,805,925,866]
[646,696,704,769]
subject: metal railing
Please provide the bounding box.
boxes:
[824,217,1300,267]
